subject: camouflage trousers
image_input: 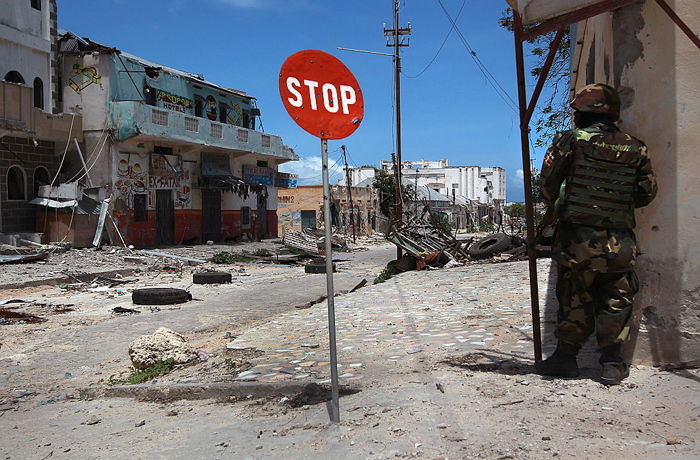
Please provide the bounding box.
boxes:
[555,265,639,349]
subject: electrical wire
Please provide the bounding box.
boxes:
[434,0,518,112]
[50,113,75,187]
[403,0,469,79]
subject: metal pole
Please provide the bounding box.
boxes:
[654,0,700,51]
[321,138,340,423]
[513,12,543,362]
[341,145,357,243]
[393,0,404,259]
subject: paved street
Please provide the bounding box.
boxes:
[1,251,698,459]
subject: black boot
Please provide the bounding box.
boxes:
[535,341,580,378]
[599,344,629,385]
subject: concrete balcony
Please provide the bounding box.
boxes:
[109,101,298,162]
[0,81,82,142]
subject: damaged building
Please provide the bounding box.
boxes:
[28,31,299,248]
[277,185,379,237]
[0,0,84,244]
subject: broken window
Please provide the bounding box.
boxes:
[134,194,148,222]
[4,71,25,84]
[241,206,251,227]
[33,166,50,197]
[33,77,43,109]
[7,165,26,200]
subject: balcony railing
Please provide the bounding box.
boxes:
[110,101,297,161]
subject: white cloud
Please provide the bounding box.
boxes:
[279,155,343,185]
[515,169,524,182]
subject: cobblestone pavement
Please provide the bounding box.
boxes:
[226,259,555,384]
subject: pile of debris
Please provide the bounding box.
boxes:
[386,210,471,269]
[282,228,350,255]
[382,204,546,274]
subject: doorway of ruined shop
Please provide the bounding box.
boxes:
[202,189,222,242]
[156,189,174,245]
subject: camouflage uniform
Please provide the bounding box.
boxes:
[540,85,657,352]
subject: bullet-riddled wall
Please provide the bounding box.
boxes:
[571,0,700,365]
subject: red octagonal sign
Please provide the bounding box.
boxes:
[279,50,364,140]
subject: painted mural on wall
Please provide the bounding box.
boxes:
[69,64,101,93]
[149,154,192,208]
[114,153,148,205]
[156,89,193,114]
[205,95,218,120]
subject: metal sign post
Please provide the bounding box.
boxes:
[279,49,364,424]
[321,137,340,422]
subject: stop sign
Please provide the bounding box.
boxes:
[279,50,364,140]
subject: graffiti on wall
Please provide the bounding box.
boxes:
[69,65,101,93]
[149,154,192,208]
[156,89,193,114]
[205,95,218,120]
[114,153,148,204]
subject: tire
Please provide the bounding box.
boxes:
[132,288,192,305]
[468,233,514,260]
[305,261,336,274]
[193,271,232,284]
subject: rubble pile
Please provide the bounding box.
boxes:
[387,214,471,266]
[128,327,198,370]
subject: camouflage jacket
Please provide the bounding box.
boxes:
[540,122,657,272]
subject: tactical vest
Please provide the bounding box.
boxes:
[556,128,640,229]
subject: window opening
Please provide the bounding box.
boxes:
[241,206,251,227]
[4,71,25,84]
[7,166,26,200]
[31,0,41,10]
[33,167,50,197]
[33,77,44,109]
[194,96,204,117]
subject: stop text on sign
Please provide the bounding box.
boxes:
[279,50,364,140]
[285,78,357,115]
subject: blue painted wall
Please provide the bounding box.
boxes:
[108,54,256,129]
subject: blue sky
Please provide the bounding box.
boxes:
[58,0,550,201]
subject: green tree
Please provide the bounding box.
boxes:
[372,169,417,217]
[499,9,572,148]
[504,202,525,218]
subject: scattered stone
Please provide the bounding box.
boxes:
[128,327,198,370]
[542,436,551,441]
[166,410,178,416]
[436,423,449,429]
[135,420,146,427]
[84,416,101,425]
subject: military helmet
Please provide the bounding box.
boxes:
[570,83,620,119]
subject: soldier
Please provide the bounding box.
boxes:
[536,83,657,385]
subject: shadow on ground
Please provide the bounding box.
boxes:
[442,350,600,381]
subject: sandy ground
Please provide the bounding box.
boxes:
[0,243,697,459]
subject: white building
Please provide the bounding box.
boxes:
[0,0,56,113]
[341,159,506,205]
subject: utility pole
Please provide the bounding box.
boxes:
[385,0,411,258]
[341,145,356,244]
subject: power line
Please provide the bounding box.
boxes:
[434,0,518,112]
[403,0,469,79]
